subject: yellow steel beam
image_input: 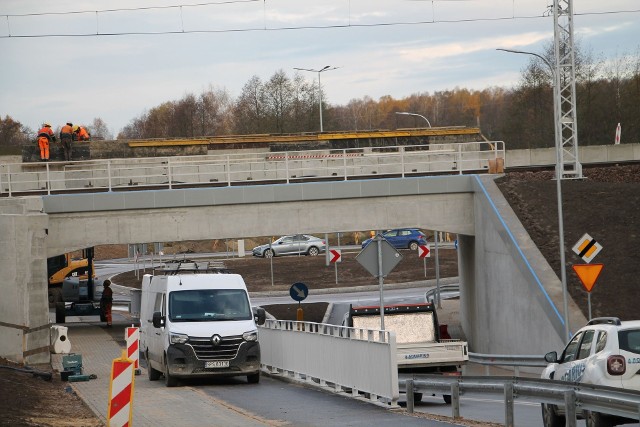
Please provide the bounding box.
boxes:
[128,139,210,147]
[126,127,482,147]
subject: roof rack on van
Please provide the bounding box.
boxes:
[587,317,622,326]
[159,261,230,275]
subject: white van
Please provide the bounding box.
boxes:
[140,267,266,387]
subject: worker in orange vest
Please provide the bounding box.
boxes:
[73,125,90,141]
[36,123,56,161]
[59,122,74,161]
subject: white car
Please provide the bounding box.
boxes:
[541,317,640,427]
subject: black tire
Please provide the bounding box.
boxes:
[541,403,564,427]
[443,394,451,404]
[163,354,178,387]
[413,392,423,403]
[409,241,419,251]
[307,246,319,256]
[585,410,615,427]
[146,351,161,381]
[55,302,66,324]
[247,372,260,384]
[263,249,274,258]
[49,287,63,307]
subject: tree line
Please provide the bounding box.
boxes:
[2,42,638,152]
[117,42,640,149]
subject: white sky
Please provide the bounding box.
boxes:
[1,0,638,135]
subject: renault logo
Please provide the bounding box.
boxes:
[211,334,222,346]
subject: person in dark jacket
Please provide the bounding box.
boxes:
[59,122,74,161]
[101,279,113,327]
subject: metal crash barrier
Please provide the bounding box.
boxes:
[259,319,399,407]
[404,374,640,425]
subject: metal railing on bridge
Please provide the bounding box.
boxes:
[0,141,504,197]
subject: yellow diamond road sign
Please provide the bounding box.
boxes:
[572,233,603,263]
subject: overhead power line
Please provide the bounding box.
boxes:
[0,4,638,39]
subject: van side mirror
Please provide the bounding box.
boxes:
[254,307,266,326]
[152,311,165,328]
[544,351,558,363]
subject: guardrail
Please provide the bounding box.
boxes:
[259,319,400,407]
[468,352,547,376]
[0,141,504,197]
[403,375,640,426]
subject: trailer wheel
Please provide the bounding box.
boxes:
[49,287,63,307]
[55,302,66,324]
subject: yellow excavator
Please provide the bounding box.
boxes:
[47,247,100,323]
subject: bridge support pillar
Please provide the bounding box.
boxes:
[0,197,50,364]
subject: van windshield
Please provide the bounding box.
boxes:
[169,289,252,322]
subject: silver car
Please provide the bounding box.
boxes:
[252,234,326,258]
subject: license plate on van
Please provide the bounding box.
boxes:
[205,360,229,368]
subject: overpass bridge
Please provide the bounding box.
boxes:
[0,139,595,367]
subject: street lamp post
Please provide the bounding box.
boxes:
[497,48,570,342]
[395,111,432,128]
[293,65,339,132]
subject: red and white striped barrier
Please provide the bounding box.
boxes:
[266,153,364,160]
[107,350,135,427]
[125,326,140,371]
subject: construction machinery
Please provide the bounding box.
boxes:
[48,247,102,323]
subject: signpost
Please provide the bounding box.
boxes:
[289,282,308,302]
[418,244,430,278]
[289,282,308,324]
[571,233,604,320]
[355,233,403,329]
[572,233,603,263]
[572,264,604,320]
[329,249,341,284]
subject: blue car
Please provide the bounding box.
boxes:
[361,229,427,251]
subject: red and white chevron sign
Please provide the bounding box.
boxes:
[108,351,135,427]
[329,249,342,263]
[418,244,431,258]
[125,327,140,369]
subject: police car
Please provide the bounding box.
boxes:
[541,317,640,427]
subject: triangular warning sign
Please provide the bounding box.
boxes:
[572,264,604,293]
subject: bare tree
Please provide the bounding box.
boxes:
[89,118,113,140]
[263,70,294,133]
[233,76,265,134]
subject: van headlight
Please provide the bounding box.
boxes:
[170,333,189,344]
[243,330,258,342]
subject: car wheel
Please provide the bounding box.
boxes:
[443,394,451,404]
[247,372,260,384]
[146,350,161,381]
[55,302,66,324]
[163,354,178,387]
[263,249,274,258]
[585,410,615,427]
[307,246,319,256]
[409,241,419,251]
[541,403,564,427]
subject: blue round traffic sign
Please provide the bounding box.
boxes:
[289,282,308,302]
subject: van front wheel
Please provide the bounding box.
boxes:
[147,351,161,381]
[163,355,178,387]
[247,372,260,384]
